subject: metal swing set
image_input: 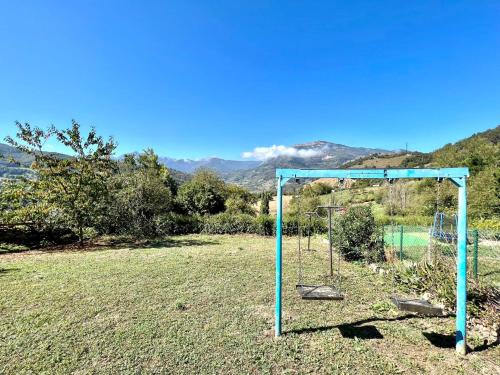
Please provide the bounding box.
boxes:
[274,167,470,355]
[294,181,345,301]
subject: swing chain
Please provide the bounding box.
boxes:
[296,179,303,285]
[388,178,396,254]
[388,178,398,296]
[336,178,345,292]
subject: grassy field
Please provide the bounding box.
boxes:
[349,154,410,168]
[0,235,499,374]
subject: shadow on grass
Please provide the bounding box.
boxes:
[286,313,453,338]
[1,237,221,255]
[73,237,222,252]
[422,332,455,348]
[338,324,383,339]
[481,269,500,277]
[124,237,221,250]
[0,267,20,276]
[422,331,499,352]
[0,246,30,255]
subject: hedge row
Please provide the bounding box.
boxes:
[154,213,328,236]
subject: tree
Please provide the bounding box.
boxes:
[5,121,117,245]
[224,184,257,215]
[136,148,178,195]
[468,166,500,218]
[177,170,226,215]
[303,182,332,197]
[0,177,60,232]
[288,194,322,216]
[105,149,174,236]
[259,191,272,215]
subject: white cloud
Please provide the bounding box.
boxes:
[242,145,324,161]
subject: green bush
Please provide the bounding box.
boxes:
[255,215,275,236]
[303,182,332,196]
[470,218,500,231]
[288,195,322,216]
[200,213,327,236]
[282,215,299,236]
[333,206,384,263]
[0,227,77,249]
[177,170,226,215]
[202,213,257,234]
[224,184,257,216]
[282,214,327,236]
[156,213,202,235]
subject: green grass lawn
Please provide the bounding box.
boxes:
[0,235,498,374]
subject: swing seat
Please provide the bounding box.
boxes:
[390,295,444,316]
[296,284,344,300]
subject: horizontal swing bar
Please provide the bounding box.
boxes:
[276,168,469,181]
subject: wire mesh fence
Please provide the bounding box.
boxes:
[383,225,500,286]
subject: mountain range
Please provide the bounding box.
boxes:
[219,141,393,190]
[0,140,393,188]
[2,126,498,193]
[158,157,261,174]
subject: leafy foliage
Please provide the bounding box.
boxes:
[259,191,272,215]
[104,149,175,237]
[429,126,499,219]
[177,170,226,215]
[155,213,202,235]
[303,182,333,196]
[224,184,257,215]
[202,213,257,234]
[333,206,385,262]
[5,121,117,245]
[288,195,322,216]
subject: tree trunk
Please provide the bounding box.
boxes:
[79,225,84,247]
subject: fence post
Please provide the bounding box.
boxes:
[382,225,385,252]
[473,229,478,279]
[399,225,404,260]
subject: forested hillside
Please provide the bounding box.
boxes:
[335,125,499,221]
[431,126,499,218]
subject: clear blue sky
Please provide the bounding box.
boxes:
[0,1,499,159]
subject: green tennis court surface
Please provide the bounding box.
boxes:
[384,230,429,247]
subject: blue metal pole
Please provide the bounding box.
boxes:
[456,179,467,355]
[275,176,283,337]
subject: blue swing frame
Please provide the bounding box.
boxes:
[274,167,469,355]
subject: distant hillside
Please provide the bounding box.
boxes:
[158,157,260,174]
[338,125,499,218]
[222,141,393,191]
[339,125,499,171]
[0,143,191,185]
[0,143,36,165]
[0,142,68,179]
[342,152,433,169]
